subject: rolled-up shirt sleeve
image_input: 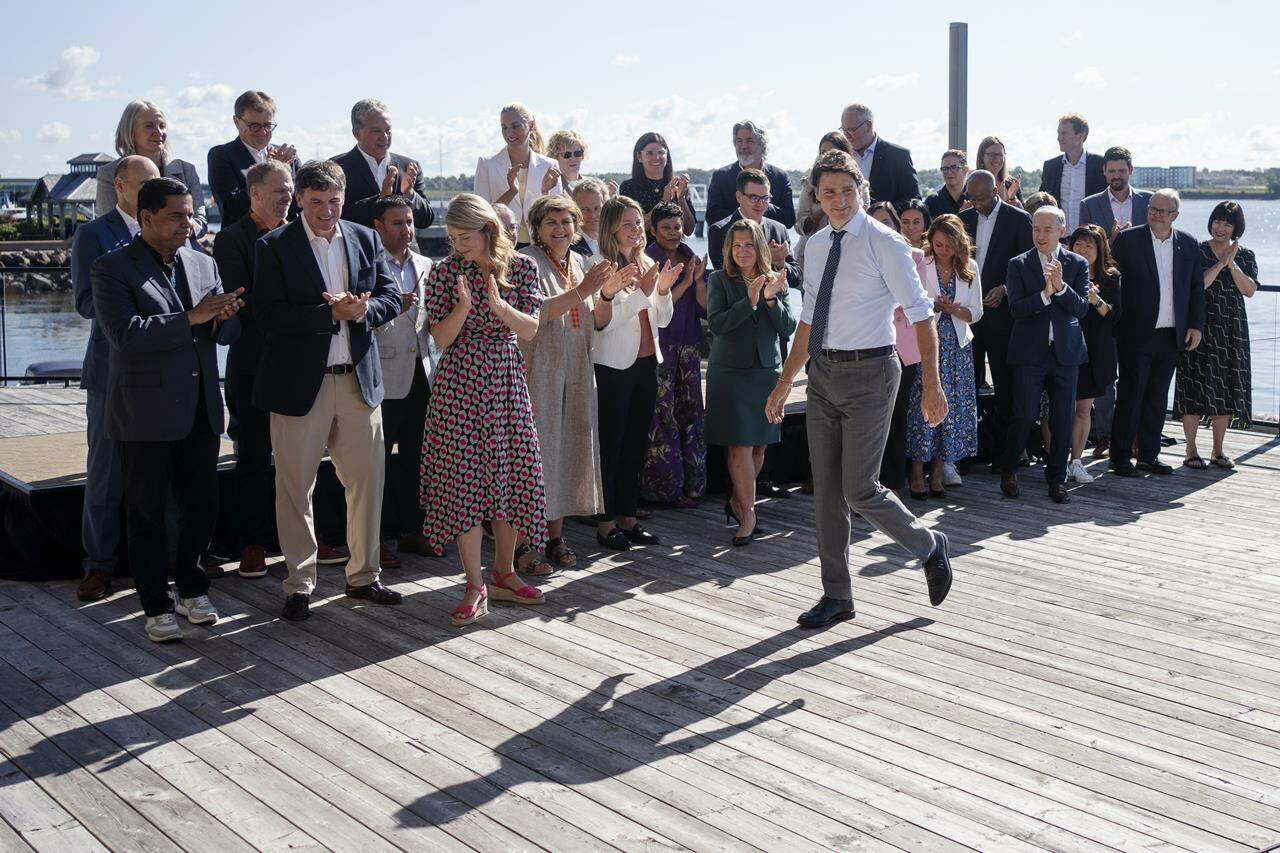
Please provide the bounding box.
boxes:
[880,231,934,324]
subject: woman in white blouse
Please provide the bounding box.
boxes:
[592,196,684,551]
[473,102,561,245]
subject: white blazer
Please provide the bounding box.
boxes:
[473,147,562,229]
[591,286,674,370]
[921,257,983,349]
[375,250,438,399]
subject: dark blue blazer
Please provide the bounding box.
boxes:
[866,137,922,213]
[1006,246,1090,366]
[330,146,436,232]
[1039,152,1106,203]
[71,209,133,391]
[705,162,796,230]
[252,219,400,416]
[207,137,301,226]
[92,237,239,442]
[1110,225,1205,350]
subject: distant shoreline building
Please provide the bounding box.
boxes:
[1133,165,1196,190]
[25,153,113,238]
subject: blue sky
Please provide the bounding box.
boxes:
[2,0,1277,180]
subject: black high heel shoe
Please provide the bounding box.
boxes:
[724,500,739,529]
[909,483,928,501]
[731,513,758,547]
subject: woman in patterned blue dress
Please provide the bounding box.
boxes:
[905,214,984,499]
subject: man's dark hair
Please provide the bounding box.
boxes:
[137,177,190,216]
[649,200,683,227]
[295,159,347,194]
[736,168,770,194]
[809,149,865,194]
[1102,146,1133,169]
[372,195,414,222]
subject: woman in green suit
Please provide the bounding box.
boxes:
[706,219,796,546]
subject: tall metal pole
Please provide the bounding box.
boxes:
[948,22,968,152]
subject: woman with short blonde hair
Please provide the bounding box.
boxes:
[546,130,590,193]
[97,99,207,236]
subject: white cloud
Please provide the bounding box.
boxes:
[36,122,71,143]
[21,45,117,101]
[176,84,234,108]
[1058,29,1085,48]
[0,130,20,144]
[1073,67,1107,89]
[611,54,640,66]
[863,72,920,91]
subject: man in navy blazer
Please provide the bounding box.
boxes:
[70,155,158,601]
[1078,146,1151,239]
[705,120,796,229]
[1039,113,1106,229]
[207,91,300,227]
[253,159,403,621]
[840,103,922,213]
[999,206,1090,503]
[92,177,244,642]
[1108,190,1205,476]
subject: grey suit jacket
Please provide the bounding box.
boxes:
[71,209,134,391]
[92,237,238,442]
[1078,188,1152,232]
[96,157,208,238]
[374,249,436,400]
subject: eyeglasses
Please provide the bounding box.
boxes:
[237,119,277,133]
[1148,206,1177,217]
[841,120,870,136]
[560,150,584,159]
[742,193,771,204]
[940,165,964,173]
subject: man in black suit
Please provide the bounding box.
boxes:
[1039,113,1105,231]
[959,170,1033,463]
[253,159,404,621]
[999,206,1090,503]
[330,98,435,248]
[706,168,800,289]
[1108,189,1205,476]
[840,103,921,212]
[207,90,300,226]
[92,178,244,642]
[705,120,796,229]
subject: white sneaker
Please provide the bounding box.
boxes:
[176,595,218,625]
[1069,459,1094,483]
[145,612,183,642]
[941,462,963,486]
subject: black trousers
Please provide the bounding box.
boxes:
[1002,352,1078,485]
[879,359,919,489]
[233,372,276,551]
[120,411,219,616]
[380,361,430,539]
[1112,329,1179,466]
[976,329,1014,459]
[596,356,658,518]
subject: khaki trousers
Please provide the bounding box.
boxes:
[271,373,384,595]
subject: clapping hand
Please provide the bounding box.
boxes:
[605,179,619,198]
[541,167,561,194]
[1223,239,1240,267]
[601,263,638,299]
[983,284,1006,308]
[686,254,706,285]
[1110,220,1130,243]
[324,290,370,322]
[380,166,398,198]
[485,274,514,321]
[1043,258,1064,296]
[454,276,472,313]
[762,271,785,301]
[189,287,245,325]
[505,165,520,192]
[654,259,685,296]
[1088,283,1101,306]
[579,260,615,297]
[768,240,787,269]
[934,293,954,314]
[268,143,297,164]
[400,162,420,196]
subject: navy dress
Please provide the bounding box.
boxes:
[905,272,978,462]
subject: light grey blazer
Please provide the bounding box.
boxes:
[1079,188,1151,233]
[96,156,208,238]
[374,249,436,400]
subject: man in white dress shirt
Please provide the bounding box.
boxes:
[765,150,953,629]
[206,90,299,226]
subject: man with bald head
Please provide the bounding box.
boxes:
[71,154,161,601]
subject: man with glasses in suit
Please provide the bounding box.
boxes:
[207,90,299,226]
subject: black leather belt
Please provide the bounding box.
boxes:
[324,364,355,375]
[822,345,895,362]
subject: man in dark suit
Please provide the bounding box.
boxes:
[207,90,300,227]
[70,155,159,602]
[959,170,1033,463]
[1108,189,1205,476]
[705,120,796,229]
[706,168,800,289]
[999,206,1090,503]
[92,177,244,642]
[330,98,435,248]
[254,159,404,621]
[1039,113,1105,231]
[1079,145,1152,240]
[840,103,921,212]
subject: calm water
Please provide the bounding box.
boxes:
[3,199,1277,419]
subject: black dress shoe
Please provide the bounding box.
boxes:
[757,481,789,499]
[578,513,611,526]
[620,523,661,545]
[597,528,631,551]
[796,596,855,629]
[922,531,953,606]
[1048,483,1071,504]
[1109,461,1139,477]
[1137,459,1173,475]
[1000,473,1020,498]
[345,581,403,605]
[282,593,310,621]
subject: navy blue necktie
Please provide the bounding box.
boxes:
[807,229,845,360]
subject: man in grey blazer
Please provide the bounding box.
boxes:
[371,196,438,565]
[1079,146,1151,240]
[70,155,159,601]
[92,177,244,642]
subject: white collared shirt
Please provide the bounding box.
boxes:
[242,140,268,163]
[801,208,934,350]
[854,136,878,183]
[1061,149,1089,230]
[1108,187,1133,229]
[1152,230,1175,328]
[360,147,389,189]
[974,198,1003,273]
[301,215,353,366]
[115,206,140,238]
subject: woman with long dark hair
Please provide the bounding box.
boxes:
[618,132,695,234]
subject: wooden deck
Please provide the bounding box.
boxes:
[1,387,1279,850]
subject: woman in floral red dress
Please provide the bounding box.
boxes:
[421,193,548,626]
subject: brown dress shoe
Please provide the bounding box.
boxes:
[1091,437,1110,459]
[397,532,441,557]
[316,539,350,565]
[1049,483,1071,504]
[1000,473,1020,498]
[379,544,402,569]
[77,569,111,601]
[237,545,268,578]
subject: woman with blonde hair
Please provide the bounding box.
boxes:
[473,102,560,245]
[592,196,684,550]
[905,214,983,499]
[705,219,795,545]
[421,193,548,626]
[546,130,592,194]
[97,100,207,236]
